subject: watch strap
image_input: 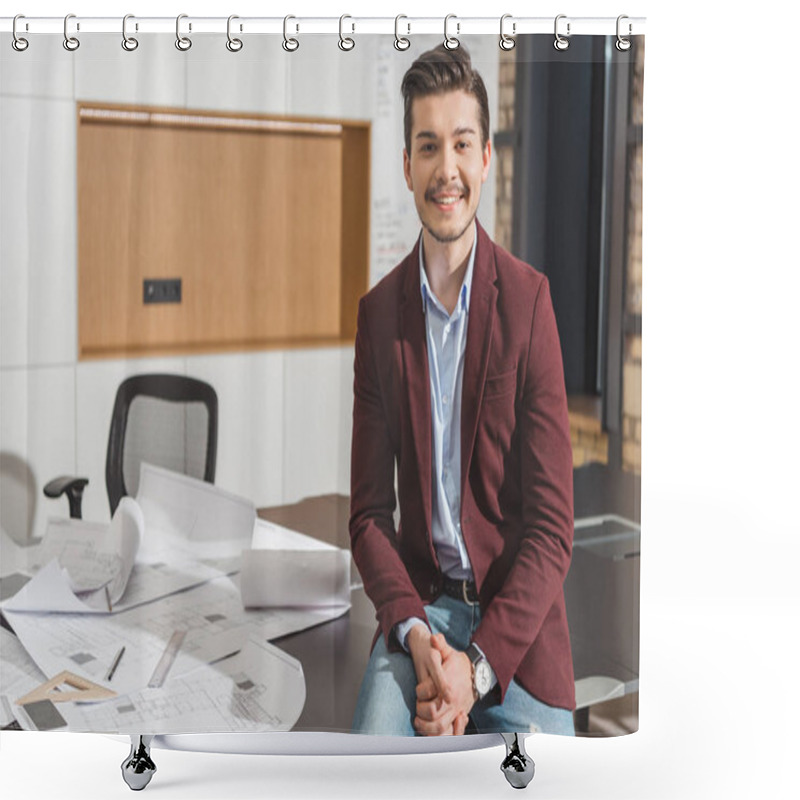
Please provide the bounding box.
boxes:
[466,642,483,667]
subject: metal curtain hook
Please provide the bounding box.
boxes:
[175,14,192,51]
[226,15,243,52]
[339,14,355,51]
[394,14,410,51]
[63,14,80,51]
[283,15,299,52]
[12,14,29,52]
[122,14,139,51]
[444,14,460,50]
[616,15,632,51]
[499,14,515,51]
[554,14,570,51]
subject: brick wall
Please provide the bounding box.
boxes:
[493,43,643,473]
[622,41,644,474]
[494,49,516,252]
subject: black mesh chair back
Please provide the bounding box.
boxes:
[106,374,218,515]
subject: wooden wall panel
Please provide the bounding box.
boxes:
[77,105,369,359]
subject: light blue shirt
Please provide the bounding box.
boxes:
[420,233,475,582]
[394,227,496,690]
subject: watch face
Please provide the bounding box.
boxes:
[474,660,492,696]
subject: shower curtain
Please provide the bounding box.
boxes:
[0,19,643,744]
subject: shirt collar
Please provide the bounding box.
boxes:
[419,223,477,315]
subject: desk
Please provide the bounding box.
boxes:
[259,464,641,734]
[1,467,637,735]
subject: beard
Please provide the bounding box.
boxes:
[420,188,477,243]
[422,213,476,244]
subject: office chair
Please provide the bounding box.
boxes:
[43,374,218,518]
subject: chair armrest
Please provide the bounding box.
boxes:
[43,476,89,519]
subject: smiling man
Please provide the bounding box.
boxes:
[350,44,576,737]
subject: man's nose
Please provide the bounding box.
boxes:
[435,147,458,183]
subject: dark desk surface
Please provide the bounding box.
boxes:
[259,463,640,732]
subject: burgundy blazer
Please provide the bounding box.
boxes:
[349,222,575,710]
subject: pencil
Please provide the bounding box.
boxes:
[106,646,125,681]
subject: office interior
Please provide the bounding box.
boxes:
[0,33,642,737]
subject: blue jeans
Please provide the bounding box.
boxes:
[351,594,575,736]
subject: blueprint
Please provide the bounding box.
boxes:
[0,465,256,615]
[241,518,351,608]
[0,627,47,729]
[58,638,306,734]
[3,574,346,698]
[0,472,350,732]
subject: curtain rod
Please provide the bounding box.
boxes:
[0,16,646,37]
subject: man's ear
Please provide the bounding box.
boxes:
[481,139,492,183]
[403,148,413,191]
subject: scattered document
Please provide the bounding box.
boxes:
[58,637,306,734]
[0,627,48,729]
[1,560,101,614]
[1,465,257,614]
[136,462,255,563]
[4,574,347,698]
[0,478,354,734]
[240,518,351,609]
[32,497,142,602]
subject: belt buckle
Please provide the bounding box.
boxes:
[461,580,478,607]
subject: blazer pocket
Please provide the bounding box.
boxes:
[483,368,517,400]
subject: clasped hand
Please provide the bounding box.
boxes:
[407,627,475,736]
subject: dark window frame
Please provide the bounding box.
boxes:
[508,36,640,469]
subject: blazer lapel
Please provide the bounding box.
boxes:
[461,224,498,501]
[400,246,433,535]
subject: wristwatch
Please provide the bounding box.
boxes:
[466,643,492,700]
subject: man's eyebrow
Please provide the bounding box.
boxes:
[414,126,478,140]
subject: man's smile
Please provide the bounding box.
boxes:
[427,188,466,211]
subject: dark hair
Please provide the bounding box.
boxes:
[401,44,490,155]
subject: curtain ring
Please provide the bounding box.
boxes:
[499,14,515,51]
[338,14,355,51]
[12,14,29,52]
[443,14,460,50]
[122,14,139,51]
[283,15,299,52]
[226,15,243,52]
[553,14,570,51]
[175,14,192,51]
[63,14,80,51]
[616,15,632,51]
[394,15,410,51]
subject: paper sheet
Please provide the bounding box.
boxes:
[57,637,306,734]
[0,627,48,729]
[4,575,346,698]
[0,542,233,615]
[3,497,143,613]
[136,462,255,563]
[31,497,143,602]
[240,518,351,609]
[1,466,256,614]
[1,560,99,613]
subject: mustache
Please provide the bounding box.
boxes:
[425,185,466,201]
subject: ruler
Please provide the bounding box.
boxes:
[147,630,186,688]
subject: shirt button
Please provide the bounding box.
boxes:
[443,395,448,405]
[429,582,438,595]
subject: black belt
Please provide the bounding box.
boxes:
[442,576,479,605]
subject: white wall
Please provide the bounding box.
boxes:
[0,34,499,544]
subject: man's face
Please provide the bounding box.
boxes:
[403,90,492,245]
